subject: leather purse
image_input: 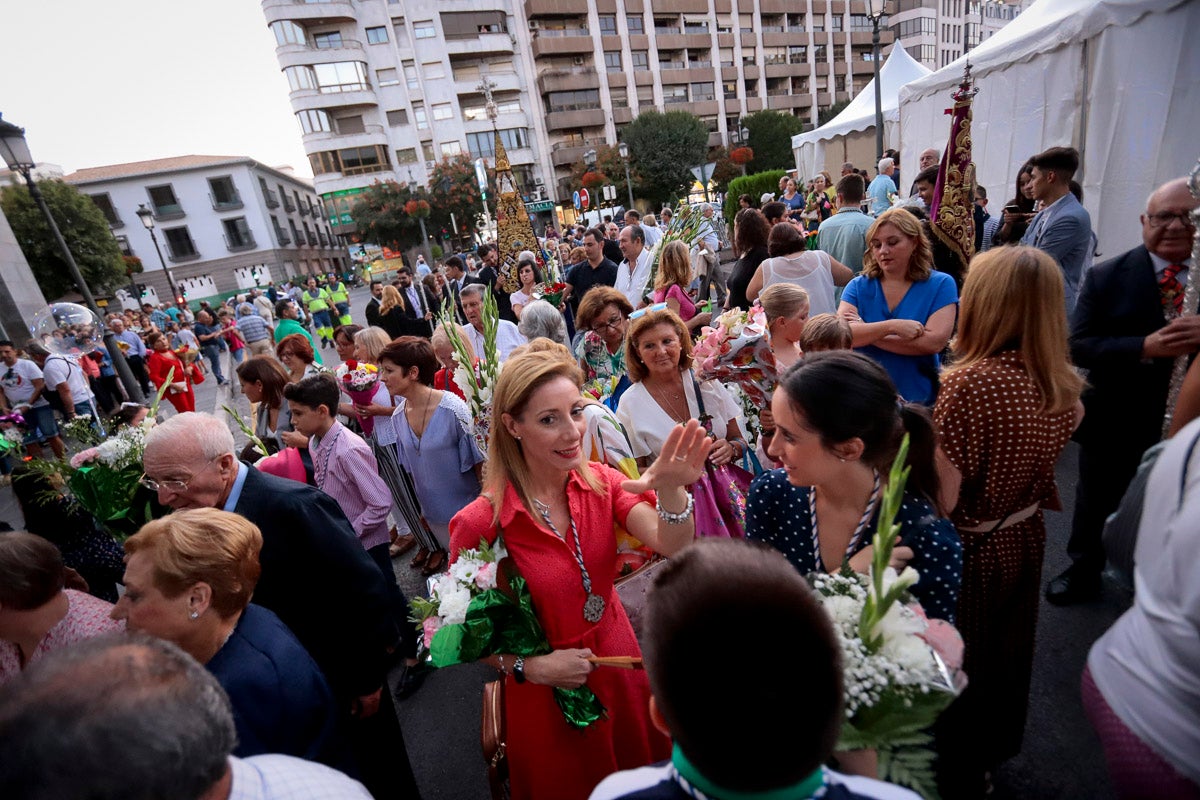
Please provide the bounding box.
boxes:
[481,677,510,800]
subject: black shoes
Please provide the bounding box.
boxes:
[1045,566,1102,606]
[395,660,430,700]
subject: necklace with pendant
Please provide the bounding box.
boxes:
[533,497,605,623]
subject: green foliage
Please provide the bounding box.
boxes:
[724,170,788,228]
[621,110,708,206]
[741,110,805,173]
[430,244,443,259]
[819,99,852,127]
[0,179,127,300]
[349,181,422,250]
[877,735,942,800]
[707,146,741,195]
[569,144,637,204]
[428,154,494,246]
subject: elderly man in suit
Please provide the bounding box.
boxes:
[1049,176,1200,605]
[140,412,420,798]
[1020,146,1094,311]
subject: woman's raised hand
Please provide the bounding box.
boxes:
[622,419,712,495]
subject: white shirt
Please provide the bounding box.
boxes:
[465,319,526,363]
[641,224,663,249]
[227,754,371,799]
[590,763,920,800]
[615,248,653,307]
[0,358,48,407]
[41,355,94,404]
[616,372,741,460]
[760,251,839,317]
[253,294,275,324]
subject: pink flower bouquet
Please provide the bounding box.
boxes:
[692,306,778,408]
[336,360,381,435]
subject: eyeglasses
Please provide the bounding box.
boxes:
[591,314,625,334]
[1147,212,1196,229]
[138,474,191,494]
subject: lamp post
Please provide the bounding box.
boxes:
[618,142,635,210]
[0,116,145,403]
[134,204,181,301]
[867,0,888,162]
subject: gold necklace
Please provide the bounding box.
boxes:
[647,379,688,423]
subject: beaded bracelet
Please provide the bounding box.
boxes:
[656,491,695,524]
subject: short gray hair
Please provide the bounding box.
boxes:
[878,157,895,172]
[0,634,235,800]
[517,300,570,348]
[460,283,487,302]
[145,412,235,461]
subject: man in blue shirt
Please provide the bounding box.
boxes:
[107,315,152,394]
[818,174,872,275]
[143,303,170,332]
[867,157,897,217]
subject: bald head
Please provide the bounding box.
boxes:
[1142,177,1199,263]
[919,148,940,171]
[142,413,238,511]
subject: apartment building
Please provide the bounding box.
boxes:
[891,0,1027,70]
[64,156,347,302]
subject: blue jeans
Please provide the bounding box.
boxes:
[201,344,226,383]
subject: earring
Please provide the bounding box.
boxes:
[189,610,200,620]
[515,435,522,441]
[838,457,846,463]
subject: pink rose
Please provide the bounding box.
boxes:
[422,616,443,650]
[69,448,100,469]
[474,562,497,590]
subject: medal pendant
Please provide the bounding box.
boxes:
[583,593,605,623]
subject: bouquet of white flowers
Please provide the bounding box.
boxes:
[438,291,501,454]
[812,435,964,798]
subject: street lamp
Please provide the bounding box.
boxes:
[0,116,144,403]
[867,0,888,163]
[134,204,181,301]
[617,142,634,210]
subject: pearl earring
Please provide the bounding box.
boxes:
[189,611,200,620]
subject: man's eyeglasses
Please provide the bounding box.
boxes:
[138,474,191,494]
[1147,212,1196,229]
[591,314,625,334]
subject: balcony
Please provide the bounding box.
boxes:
[524,0,589,15]
[318,231,329,246]
[544,107,605,130]
[167,245,200,263]
[537,68,600,94]
[224,232,257,252]
[446,32,514,57]
[276,40,365,70]
[262,0,355,25]
[263,189,280,209]
[549,138,605,167]
[274,228,292,246]
[282,195,297,213]
[152,203,185,221]
[209,191,243,211]
[531,33,593,58]
[290,87,377,112]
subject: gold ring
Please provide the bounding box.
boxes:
[673,455,687,462]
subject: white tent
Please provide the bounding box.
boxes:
[899,0,1199,262]
[792,42,931,180]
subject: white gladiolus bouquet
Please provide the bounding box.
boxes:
[439,290,501,454]
[812,435,963,799]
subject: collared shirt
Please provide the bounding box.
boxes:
[236,313,271,343]
[227,754,371,800]
[148,309,170,330]
[114,329,146,357]
[868,173,895,216]
[309,421,391,550]
[641,224,663,249]
[465,319,526,363]
[1148,251,1192,282]
[817,207,872,273]
[615,248,653,306]
[405,285,426,316]
[223,461,250,512]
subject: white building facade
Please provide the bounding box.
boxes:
[63,156,348,304]
[890,0,1028,71]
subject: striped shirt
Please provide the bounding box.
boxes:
[310,421,391,550]
[236,312,271,343]
[228,754,371,799]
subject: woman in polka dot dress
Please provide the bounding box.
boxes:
[744,350,963,622]
[931,247,1085,796]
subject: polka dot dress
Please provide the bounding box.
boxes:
[745,469,964,622]
[932,350,1078,771]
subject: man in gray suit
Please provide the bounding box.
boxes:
[1021,146,1093,310]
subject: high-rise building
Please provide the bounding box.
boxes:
[890,0,1028,71]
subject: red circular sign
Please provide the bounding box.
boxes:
[579,188,590,209]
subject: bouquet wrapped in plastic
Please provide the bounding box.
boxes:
[532,281,569,309]
[692,306,778,410]
[410,537,606,729]
[336,359,381,435]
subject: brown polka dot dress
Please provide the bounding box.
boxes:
[932,350,1078,781]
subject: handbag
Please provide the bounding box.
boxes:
[614,556,667,640]
[688,373,754,538]
[481,677,510,800]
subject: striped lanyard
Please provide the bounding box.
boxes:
[809,470,882,572]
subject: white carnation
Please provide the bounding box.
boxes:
[437,584,473,625]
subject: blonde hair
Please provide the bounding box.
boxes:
[861,208,933,281]
[799,314,853,352]
[655,241,692,292]
[124,508,262,619]
[354,326,392,363]
[945,246,1084,414]
[625,308,693,384]
[758,283,809,325]
[431,322,477,364]
[484,349,602,523]
[379,285,402,316]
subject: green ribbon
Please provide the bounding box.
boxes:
[672,744,826,800]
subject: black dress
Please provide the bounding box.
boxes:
[726,245,769,312]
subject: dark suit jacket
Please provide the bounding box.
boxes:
[445,277,467,324]
[469,266,516,323]
[233,465,400,701]
[1070,244,1174,450]
[398,285,437,337]
[365,297,381,329]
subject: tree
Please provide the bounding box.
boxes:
[706,146,742,195]
[741,111,806,173]
[621,110,708,206]
[818,99,852,127]
[349,180,422,249]
[0,179,127,300]
[427,153,495,248]
[568,144,638,203]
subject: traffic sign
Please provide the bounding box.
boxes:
[573,191,582,210]
[579,188,591,209]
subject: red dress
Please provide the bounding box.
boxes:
[147,349,196,413]
[449,463,670,800]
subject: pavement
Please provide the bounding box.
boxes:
[0,283,1128,799]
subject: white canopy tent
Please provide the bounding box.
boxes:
[899,0,1199,262]
[792,42,931,180]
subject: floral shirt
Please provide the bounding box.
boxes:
[0,590,123,684]
[575,331,626,383]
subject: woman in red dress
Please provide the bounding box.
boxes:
[146,332,198,413]
[449,349,711,800]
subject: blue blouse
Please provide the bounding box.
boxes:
[841,271,958,405]
[391,392,484,525]
[745,468,963,622]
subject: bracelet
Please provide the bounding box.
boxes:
[656,491,695,524]
[497,654,507,675]
[513,656,527,684]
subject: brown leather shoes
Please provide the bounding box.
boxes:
[389,533,417,558]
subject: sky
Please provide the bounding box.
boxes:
[2,1,312,179]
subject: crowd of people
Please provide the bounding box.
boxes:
[0,144,1197,800]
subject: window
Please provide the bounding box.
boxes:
[377,68,399,86]
[627,15,643,34]
[432,103,453,121]
[917,44,936,63]
[546,90,601,112]
[598,15,617,35]
[114,235,133,256]
[631,51,649,69]
[463,97,520,120]
[690,82,715,102]
[88,193,121,226]
[610,87,628,106]
[313,61,369,92]
[413,21,436,39]
[441,142,463,157]
[284,66,317,92]
[147,185,182,217]
[296,109,331,135]
[312,31,344,49]
[813,45,826,61]
[270,20,305,46]
[789,45,807,64]
[604,51,622,72]
[163,226,197,259]
[466,128,529,158]
[208,176,241,209]
[396,147,418,164]
[386,109,409,126]
[723,81,737,99]
[423,60,445,80]
[719,48,734,67]
[742,48,756,66]
[835,75,846,92]
[403,62,418,89]
[636,85,654,104]
[336,115,365,134]
[892,17,936,38]
[413,103,428,129]
[663,84,688,105]
[831,15,843,31]
[365,26,388,44]
[222,217,255,250]
[421,141,435,162]
[308,145,391,176]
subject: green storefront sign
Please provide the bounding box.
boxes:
[324,187,367,226]
[524,200,556,213]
